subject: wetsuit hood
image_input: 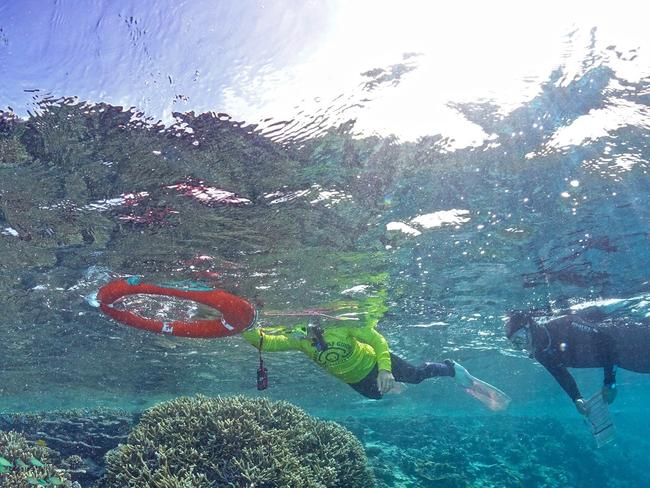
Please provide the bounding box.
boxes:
[505,311,535,339]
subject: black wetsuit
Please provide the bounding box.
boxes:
[533,315,650,400]
[349,354,453,399]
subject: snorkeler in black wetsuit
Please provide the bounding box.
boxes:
[505,311,650,415]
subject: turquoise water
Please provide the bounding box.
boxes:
[2,1,650,486]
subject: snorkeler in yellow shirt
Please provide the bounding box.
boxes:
[242,322,474,400]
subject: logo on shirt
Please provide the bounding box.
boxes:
[314,342,353,365]
[572,322,597,334]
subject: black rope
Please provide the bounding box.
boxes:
[256,333,268,390]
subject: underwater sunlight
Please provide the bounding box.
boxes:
[1,1,650,486]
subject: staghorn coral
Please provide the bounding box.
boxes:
[101,395,375,488]
[0,430,77,487]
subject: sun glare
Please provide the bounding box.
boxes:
[220,0,649,147]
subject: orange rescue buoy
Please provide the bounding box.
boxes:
[97,278,256,338]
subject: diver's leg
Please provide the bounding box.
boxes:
[348,365,382,399]
[390,353,454,384]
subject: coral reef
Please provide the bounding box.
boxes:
[342,415,642,488]
[100,395,374,487]
[0,409,136,459]
[2,405,650,487]
[0,430,78,487]
[0,408,138,486]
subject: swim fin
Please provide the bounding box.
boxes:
[451,361,511,411]
[584,389,616,447]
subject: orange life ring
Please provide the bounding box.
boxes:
[97,279,256,338]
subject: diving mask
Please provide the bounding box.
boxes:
[510,326,531,351]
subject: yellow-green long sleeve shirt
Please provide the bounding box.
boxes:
[242,326,391,384]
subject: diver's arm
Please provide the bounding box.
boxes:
[596,329,618,403]
[544,364,589,414]
[541,361,582,402]
[602,365,617,404]
[603,364,616,386]
[241,328,302,352]
[599,331,617,386]
[602,357,617,403]
[350,327,392,371]
[350,327,395,394]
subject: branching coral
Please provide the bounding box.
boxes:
[0,430,76,487]
[101,395,375,487]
